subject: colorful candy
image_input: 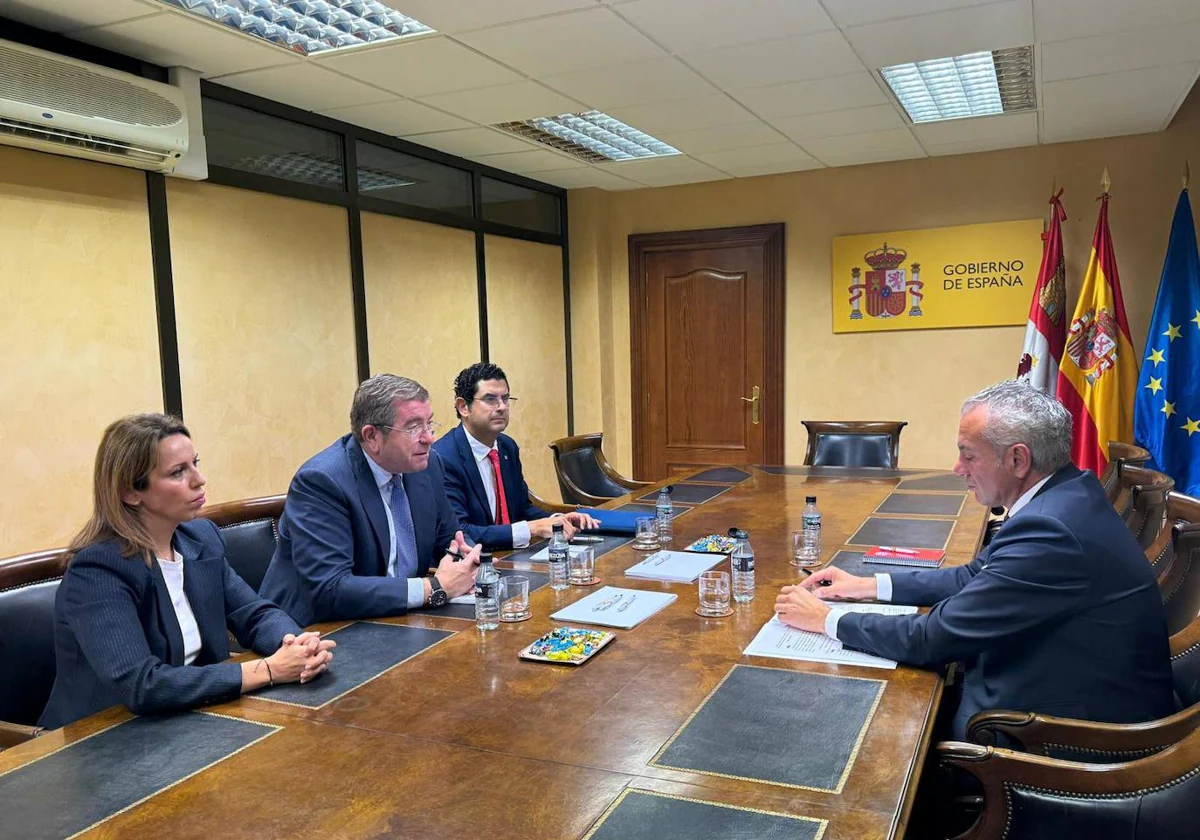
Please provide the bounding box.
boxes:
[686,534,737,554]
[527,627,611,662]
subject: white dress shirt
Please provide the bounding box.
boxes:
[157,550,201,665]
[463,427,532,548]
[823,474,1055,640]
[363,451,426,609]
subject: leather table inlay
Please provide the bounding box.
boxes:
[583,790,826,840]
[687,467,752,484]
[505,534,632,566]
[439,568,549,620]
[895,473,969,492]
[637,483,730,505]
[875,492,967,516]
[827,550,944,577]
[650,665,886,792]
[847,517,956,550]
[251,621,453,708]
[0,712,278,840]
[754,465,919,478]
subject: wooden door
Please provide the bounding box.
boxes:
[630,225,784,479]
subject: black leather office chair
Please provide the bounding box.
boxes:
[1115,465,1175,551]
[1100,441,1152,504]
[549,433,652,507]
[200,495,285,593]
[0,548,68,747]
[801,420,907,469]
[1154,493,1200,636]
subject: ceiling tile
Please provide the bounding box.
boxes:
[1,0,160,33]
[402,127,539,157]
[656,121,786,153]
[1041,63,1200,144]
[476,148,584,174]
[72,10,299,76]
[541,58,717,110]
[395,0,596,34]
[732,73,889,119]
[418,81,584,124]
[802,127,926,166]
[726,158,826,178]
[772,104,905,141]
[1034,0,1200,43]
[316,36,522,97]
[321,99,475,137]
[608,95,757,135]
[535,167,646,190]
[925,136,1038,156]
[694,142,820,175]
[845,0,1033,69]
[598,155,731,186]
[616,0,834,52]
[683,30,865,90]
[1041,20,1200,83]
[457,7,665,76]
[214,64,390,113]
[823,0,999,28]
[912,111,1039,146]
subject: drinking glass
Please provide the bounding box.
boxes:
[569,546,596,585]
[498,575,531,621]
[635,516,659,550]
[698,570,731,616]
[792,530,820,568]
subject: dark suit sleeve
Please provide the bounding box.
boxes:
[888,555,984,606]
[838,513,1091,667]
[62,551,243,715]
[427,452,461,560]
[223,559,301,654]
[287,465,411,620]
[436,448,517,550]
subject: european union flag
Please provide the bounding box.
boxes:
[1134,189,1200,495]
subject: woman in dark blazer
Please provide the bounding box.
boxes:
[40,414,335,730]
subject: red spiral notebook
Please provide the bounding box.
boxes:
[862,546,945,568]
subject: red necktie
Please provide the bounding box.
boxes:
[487,449,510,525]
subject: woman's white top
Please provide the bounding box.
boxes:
[157,550,201,666]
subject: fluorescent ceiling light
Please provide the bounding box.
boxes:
[157,0,433,55]
[881,46,1035,124]
[493,111,679,164]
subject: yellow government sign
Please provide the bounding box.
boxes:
[832,219,1044,333]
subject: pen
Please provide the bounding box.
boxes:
[571,536,605,543]
[616,594,636,612]
[877,546,920,556]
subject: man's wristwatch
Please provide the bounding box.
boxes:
[428,575,449,608]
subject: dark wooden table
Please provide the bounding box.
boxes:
[0,466,987,840]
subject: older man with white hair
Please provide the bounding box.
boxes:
[775,380,1176,739]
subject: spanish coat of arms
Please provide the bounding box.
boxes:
[848,243,925,319]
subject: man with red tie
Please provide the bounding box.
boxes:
[432,363,598,550]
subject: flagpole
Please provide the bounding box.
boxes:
[1184,161,1190,190]
[1101,166,1111,196]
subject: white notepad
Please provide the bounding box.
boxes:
[624,550,726,583]
[529,544,592,561]
[743,604,919,670]
[550,586,677,629]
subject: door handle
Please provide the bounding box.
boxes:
[740,385,760,425]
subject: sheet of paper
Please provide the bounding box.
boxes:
[743,605,919,670]
[449,594,475,605]
[624,549,727,583]
[550,586,677,630]
[529,544,592,561]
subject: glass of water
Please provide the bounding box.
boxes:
[498,576,530,622]
[569,546,596,585]
[791,530,820,568]
[634,516,659,550]
[698,570,731,616]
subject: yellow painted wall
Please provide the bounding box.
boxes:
[485,236,569,500]
[361,213,479,428]
[0,146,162,554]
[571,91,1200,474]
[167,181,357,503]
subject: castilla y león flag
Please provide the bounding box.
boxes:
[1056,192,1137,474]
[1016,189,1068,393]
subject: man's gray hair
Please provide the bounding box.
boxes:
[961,380,1072,473]
[350,374,429,442]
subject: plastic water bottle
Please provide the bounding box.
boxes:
[656,486,674,546]
[475,552,499,631]
[548,522,570,591]
[731,528,755,603]
[800,496,822,563]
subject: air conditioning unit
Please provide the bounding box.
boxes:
[0,38,189,174]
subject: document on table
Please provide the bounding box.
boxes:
[743,604,919,670]
[624,550,726,583]
[449,594,475,604]
[550,586,677,629]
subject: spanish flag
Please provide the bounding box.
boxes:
[1056,190,1137,474]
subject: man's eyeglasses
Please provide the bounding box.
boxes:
[379,421,442,440]
[473,394,518,408]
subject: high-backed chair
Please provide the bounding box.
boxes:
[0,548,68,747]
[200,495,285,593]
[1100,441,1152,504]
[549,433,652,507]
[1115,465,1175,550]
[801,421,907,469]
[1154,492,1200,636]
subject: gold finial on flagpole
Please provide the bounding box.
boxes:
[1184,161,1191,190]
[1101,167,1111,194]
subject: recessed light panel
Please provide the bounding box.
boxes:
[493,111,680,164]
[881,46,1036,124]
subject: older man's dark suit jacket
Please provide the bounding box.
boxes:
[259,434,458,626]
[40,519,299,730]
[837,465,1176,739]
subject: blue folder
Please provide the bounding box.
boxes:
[578,507,640,535]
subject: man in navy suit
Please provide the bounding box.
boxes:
[431,363,597,550]
[260,374,481,626]
[775,380,1176,739]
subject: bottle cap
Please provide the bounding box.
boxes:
[552,522,564,532]
[479,552,493,564]
[733,529,748,540]
[806,495,817,504]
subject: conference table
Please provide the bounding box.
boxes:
[0,464,987,840]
